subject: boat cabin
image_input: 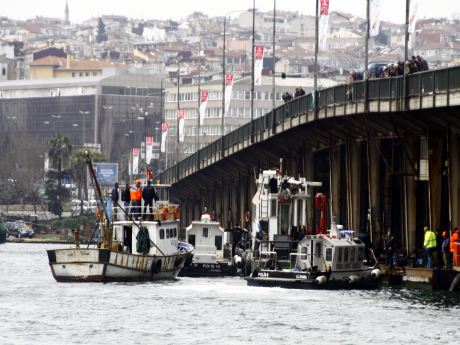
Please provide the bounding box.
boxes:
[112,220,179,256]
[186,213,232,264]
[296,228,366,272]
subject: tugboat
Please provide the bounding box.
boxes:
[244,162,382,289]
[179,209,239,277]
[46,153,192,283]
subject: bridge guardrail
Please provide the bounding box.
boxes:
[162,66,460,184]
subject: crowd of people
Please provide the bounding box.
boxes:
[384,226,460,269]
[282,86,306,103]
[111,178,159,221]
[349,55,430,82]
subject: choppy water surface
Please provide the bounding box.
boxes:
[1,243,459,345]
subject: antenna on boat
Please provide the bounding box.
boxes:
[279,158,283,175]
[85,151,106,219]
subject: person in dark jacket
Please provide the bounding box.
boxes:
[121,182,131,216]
[142,180,158,219]
[441,231,450,268]
[384,229,396,267]
[111,182,119,220]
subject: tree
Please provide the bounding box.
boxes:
[96,17,108,43]
[46,133,72,219]
[69,148,107,205]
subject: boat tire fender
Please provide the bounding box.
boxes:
[370,268,381,279]
[348,275,359,284]
[315,275,327,285]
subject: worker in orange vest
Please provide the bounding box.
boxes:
[130,180,143,219]
[450,227,460,266]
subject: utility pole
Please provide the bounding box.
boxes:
[272,0,276,112]
[176,60,180,165]
[250,0,256,142]
[222,17,226,141]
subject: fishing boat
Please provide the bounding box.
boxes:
[178,210,240,277]
[244,163,382,289]
[46,153,192,283]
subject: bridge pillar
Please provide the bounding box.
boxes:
[403,136,418,254]
[329,142,344,225]
[367,136,382,248]
[449,128,460,229]
[346,137,362,232]
[429,133,444,232]
[303,146,315,233]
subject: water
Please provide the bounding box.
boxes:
[1,243,459,345]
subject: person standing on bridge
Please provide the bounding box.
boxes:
[423,226,437,269]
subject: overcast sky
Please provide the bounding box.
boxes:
[4,0,460,24]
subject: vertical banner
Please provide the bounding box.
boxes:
[369,0,381,37]
[199,90,208,126]
[145,136,153,164]
[408,0,419,34]
[178,108,185,143]
[161,122,169,153]
[132,147,139,175]
[44,152,49,172]
[224,74,234,116]
[254,46,265,86]
[318,0,330,49]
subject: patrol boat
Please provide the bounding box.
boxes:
[46,153,192,283]
[244,166,382,289]
[179,210,238,277]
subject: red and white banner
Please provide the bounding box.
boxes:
[224,74,234,116]
[132,147,139,175]
[199,90,208,126]
[408,0,419,34]
[369,0,381,37]
[178,108,185,143]
[161,122,169,153]
[145,136,153,164]
[318,0,330,49]
[44,152,49,172]
[254,46,264,86]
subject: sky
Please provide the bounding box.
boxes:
[4,0,460,24]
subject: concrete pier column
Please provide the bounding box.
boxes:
[346,137,361,232]
[403,135,418,253]
[329,143,342,224]
[367,136,382,247]
[429,133,443,232]
[303,145,315,231]
[449,128,460,228]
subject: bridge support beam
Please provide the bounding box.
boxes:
[449,128,460,229]
[346,137,361,232]
[367,136,382,248]
[402,136,418,254]
[429,133,444,232]
[329,142,343,225]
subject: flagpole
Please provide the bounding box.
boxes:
[250,0,256,143]
[222,16,226,141]
[197,44,201,152]
[365,0,370,80]
[404,0,410,111]
[176,60,180,165]
[314,0,319,92]
[272,0,276,112]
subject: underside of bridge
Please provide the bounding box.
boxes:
[169,105,460,256]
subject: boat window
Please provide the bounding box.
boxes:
[358,247,364,261]
[166,229,170,238]
[301,246,308,260]
[203,227,208,238]
[315,243,322,255]
[350,247,356,262]
[325,248,332,261]
[188,234,195,246]
[215,235,223,250]
[344,247,349,262]
[173,228,177,237]
[337,247,343,262]
[270,199,277,217]
[160,229,165,239]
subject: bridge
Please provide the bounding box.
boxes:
[161,66,460,253]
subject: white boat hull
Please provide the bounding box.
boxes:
[47,248,186,282]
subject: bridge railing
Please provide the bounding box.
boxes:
[162,66,460,184]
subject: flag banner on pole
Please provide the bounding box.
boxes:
[408,0,419,34]
[44,152,49,172]
[224,74,234,116]
[199,90,208,126]
[146,136,153,164]
[318,0,330,49]
[178,108,185,143]
[132,147,139,175]
[254,46,264,86]
[369,0,381,37]
[161,122,169,153]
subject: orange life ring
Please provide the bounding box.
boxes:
[161,207,169,221]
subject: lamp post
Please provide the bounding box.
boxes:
[250,0,256,142]
[79,110,90,147]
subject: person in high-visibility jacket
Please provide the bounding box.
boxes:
[450,227,460,266]
[130,180,143,219]
[423,226,437,269]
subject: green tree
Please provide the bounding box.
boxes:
[69,148,107,203]
[46,133,72,219]
[96,17,108,43]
